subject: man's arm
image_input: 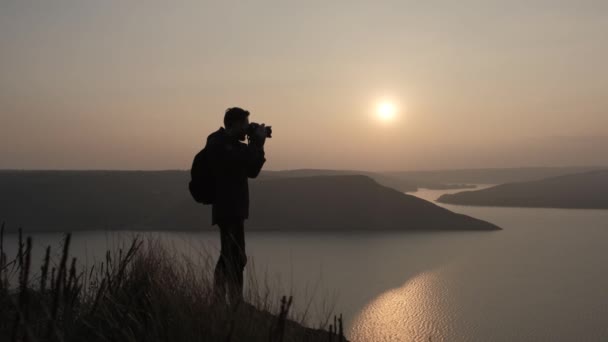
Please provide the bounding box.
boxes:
[209,139,265,178]
[245,142,266,178]
[245,124,268,178]
[210,124,267,178]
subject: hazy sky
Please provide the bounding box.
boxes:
[1,1,607,171]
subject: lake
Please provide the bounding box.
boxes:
[3,187,608,341]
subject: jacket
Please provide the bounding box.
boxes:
[205,127,266,225]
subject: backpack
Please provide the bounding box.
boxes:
[189,147,215,204]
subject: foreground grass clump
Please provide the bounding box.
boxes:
[0,223,348,342]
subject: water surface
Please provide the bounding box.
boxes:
[3,187,608,341]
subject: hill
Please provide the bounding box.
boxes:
[437,170,608,209]
[384,166,603,185]
[0,170,499,232]
[248,175,498,231]
[261,168,475,192]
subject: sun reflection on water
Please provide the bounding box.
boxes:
[349,271,452,342]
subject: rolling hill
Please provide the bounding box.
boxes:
[384,166,604,185]
[0,170,499,232]
[437,170,608,209]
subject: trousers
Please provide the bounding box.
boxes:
[213,219,247,303]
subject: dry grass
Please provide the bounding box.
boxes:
[0,222,348,342]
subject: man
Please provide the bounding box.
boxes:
[206,107,267,304]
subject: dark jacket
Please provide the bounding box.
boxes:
[206,127,266,225]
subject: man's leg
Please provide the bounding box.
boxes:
[213,223,229,302]
[214,219,247,304]
[225,219,246,303]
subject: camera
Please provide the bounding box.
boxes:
[246,122,272,139]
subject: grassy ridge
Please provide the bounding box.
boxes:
[0,223,348,342]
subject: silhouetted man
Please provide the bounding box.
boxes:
[206,107,267,304]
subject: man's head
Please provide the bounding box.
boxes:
[224,107,250,141]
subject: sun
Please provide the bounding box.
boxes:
[376,101,397,122]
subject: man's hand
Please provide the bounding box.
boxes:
[253,124,267,147]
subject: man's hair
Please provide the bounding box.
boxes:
[224,107,250,128]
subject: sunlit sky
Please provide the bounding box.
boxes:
[1,1,607,171]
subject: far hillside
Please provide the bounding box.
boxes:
[0,170,499,232]
[383,166,604,185]
[437,170,608,209]
[261,169,475,192]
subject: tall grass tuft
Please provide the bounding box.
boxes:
[0,225,348,342]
